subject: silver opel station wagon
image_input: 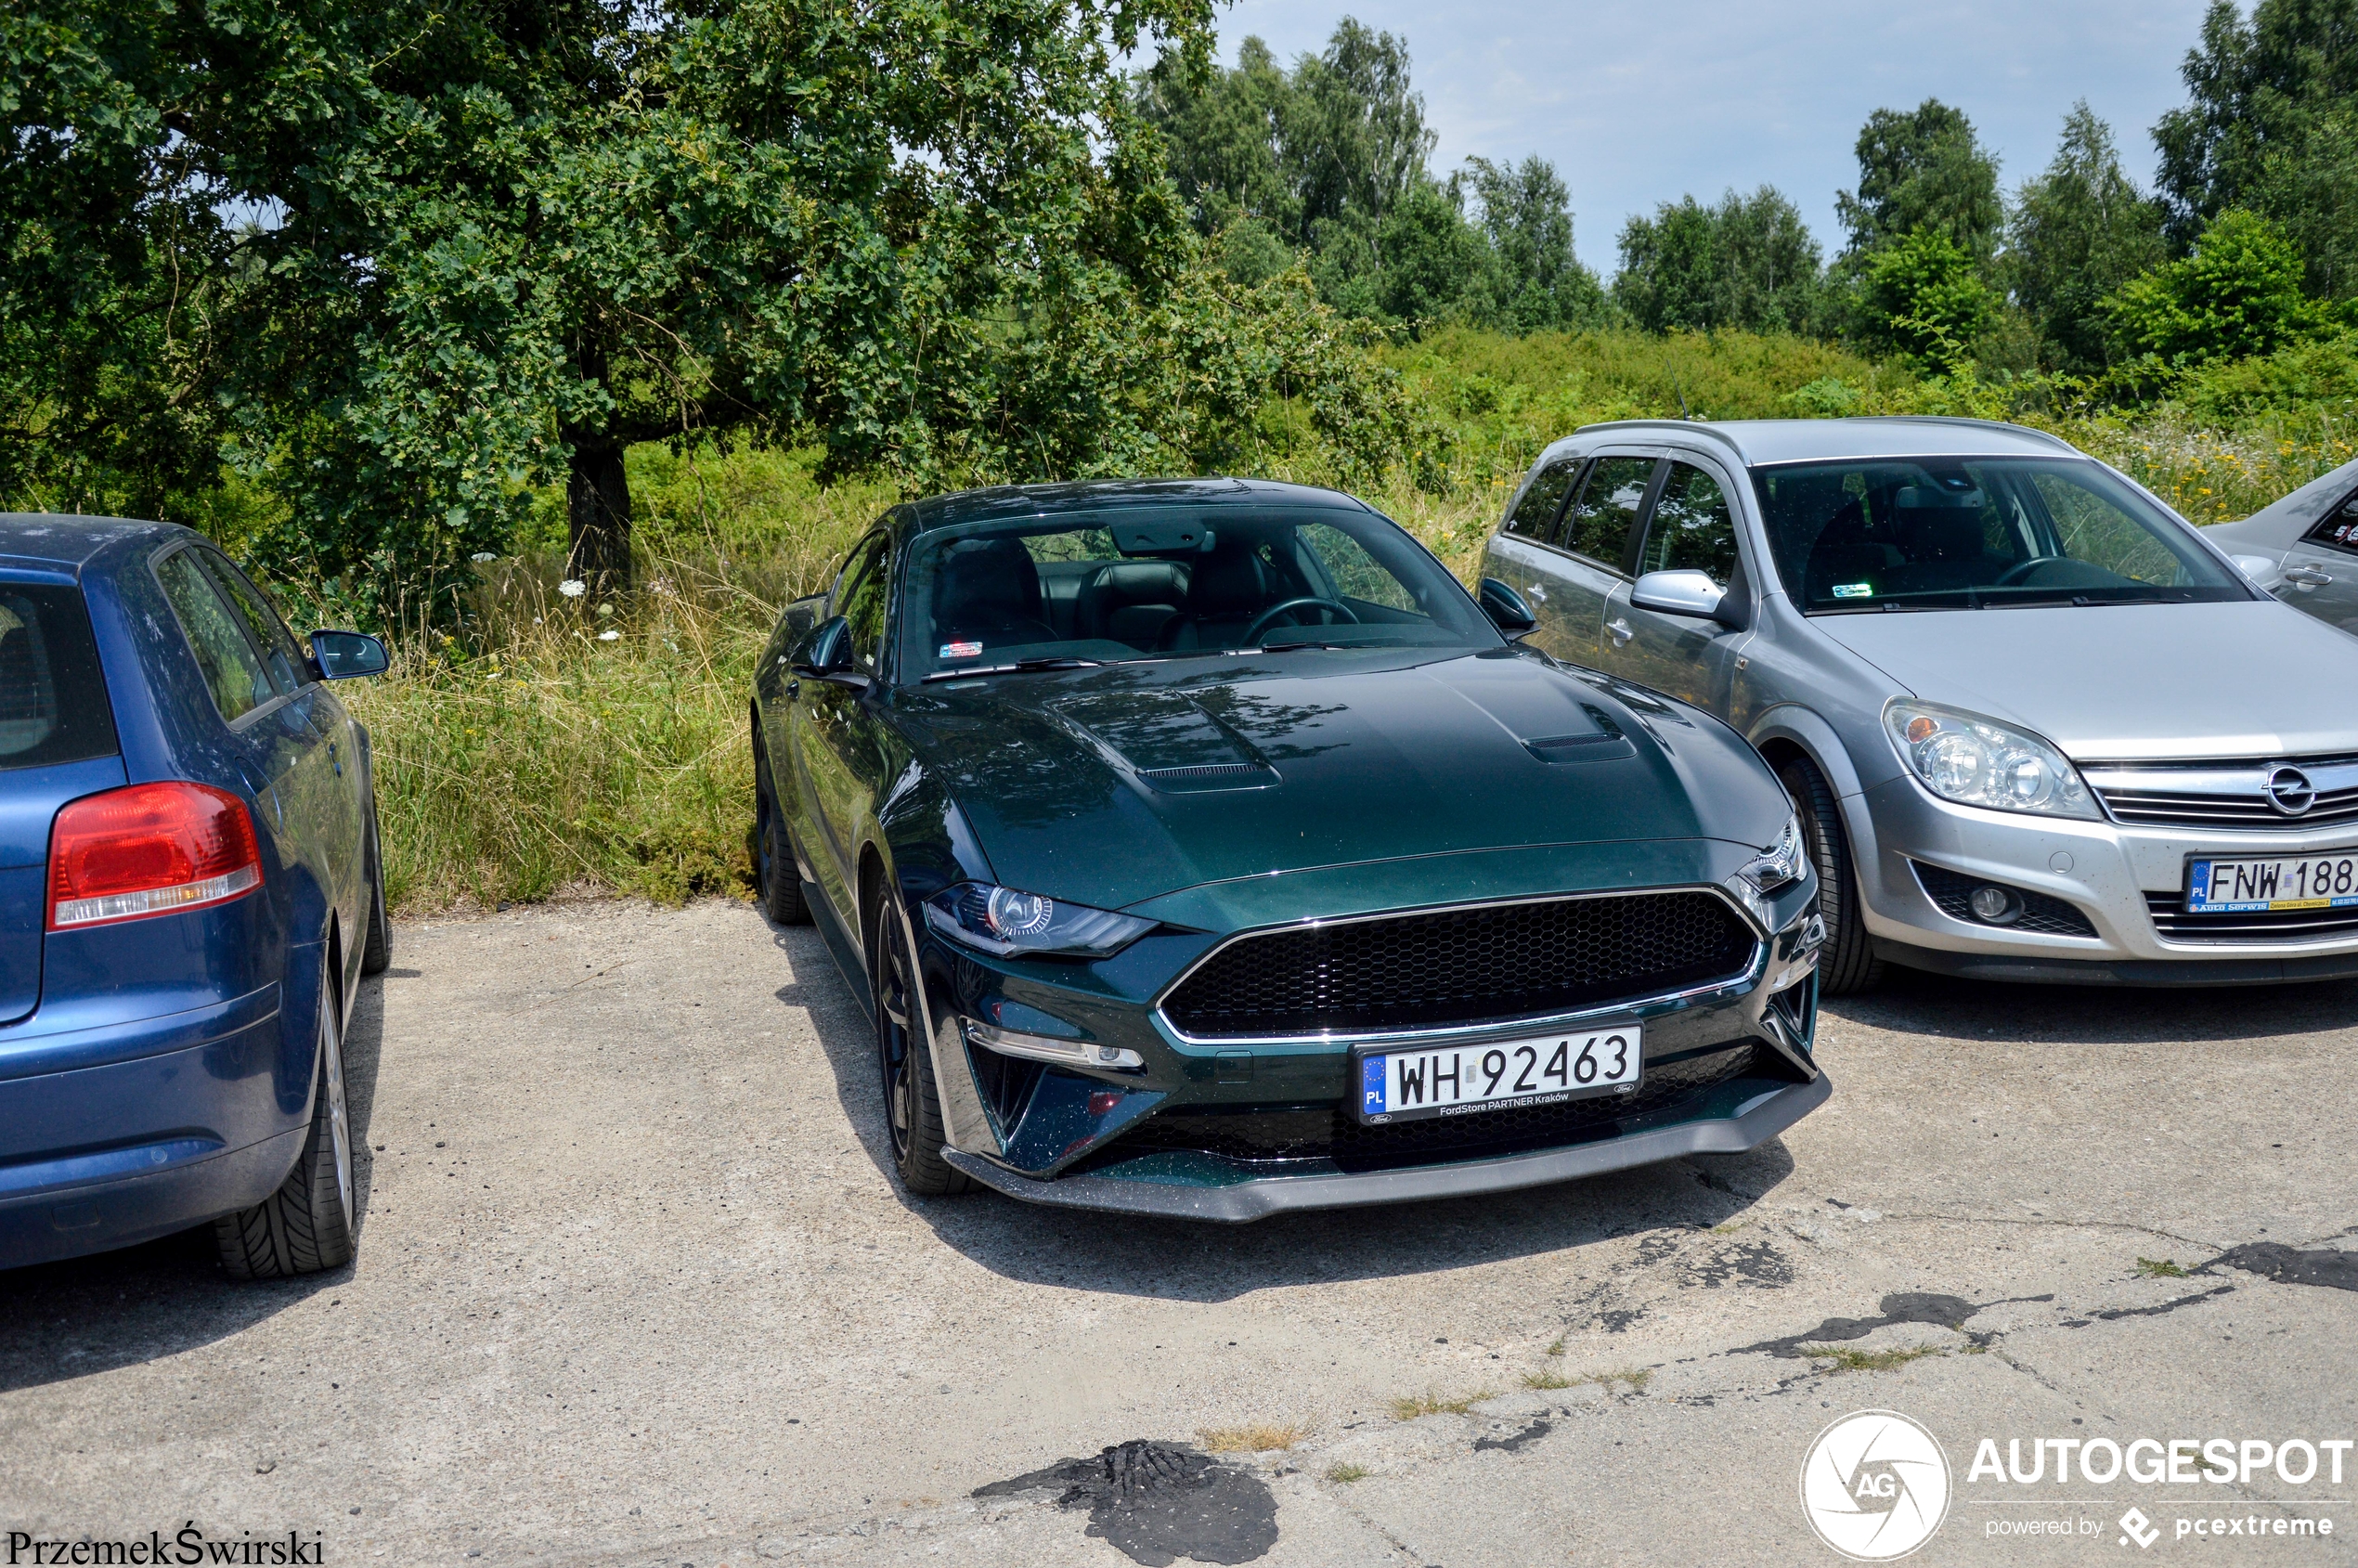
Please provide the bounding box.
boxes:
[1483,416,2358,991]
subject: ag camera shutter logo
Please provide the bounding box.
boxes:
[1801,1409,1952,1561]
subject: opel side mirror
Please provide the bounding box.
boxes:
[309,629,389,680]
[1631,569,1729,622]
[1478,578,1537,639]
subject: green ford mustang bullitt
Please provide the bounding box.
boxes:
[750,478,1829,1220]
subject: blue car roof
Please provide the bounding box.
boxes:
[905,478,1370,533]
[0,513,186,573]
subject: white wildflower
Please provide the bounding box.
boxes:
[470,551,499,564]
[598,629,621,641]
[558,578,587,598]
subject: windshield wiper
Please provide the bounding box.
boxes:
[922,656,1102,682]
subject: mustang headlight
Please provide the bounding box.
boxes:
[924,882,1155,958]
[1739,816,1806,898]
[1883,700,2099,820]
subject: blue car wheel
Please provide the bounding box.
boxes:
[214,973,356,1276]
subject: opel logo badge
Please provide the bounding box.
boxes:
[2263,764,2316,817]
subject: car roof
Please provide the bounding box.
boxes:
[905,477,1370,533]
[1561,416,2084,468]
[0,512,188,572]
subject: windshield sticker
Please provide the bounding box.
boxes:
[939,641,984,659]
[1831,582,1875,599]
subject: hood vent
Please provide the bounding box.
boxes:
[1524,732,1637,765]
[1137,761,1276,793]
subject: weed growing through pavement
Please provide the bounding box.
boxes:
[1198,1421,1315,1453]
[1522,1369,1574,1391]
[1388,1389,1496,1420]
[2135,1257,2188,1277]
[1543,1336,1566,1357]
[1801,1342,1946,1374]
[1325,1463,1370,1484]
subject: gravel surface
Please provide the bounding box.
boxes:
[4,899,2353,1566]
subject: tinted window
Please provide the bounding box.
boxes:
[1504,458,1582,541]
[836,533,892,668]
[1563,457,1659,565]
[196,551,304,697]
[0,584,119,770]
[1637,461,1741,584]
[2300,487,2358,555]
[1752,458,2248,612]
[156,549,274,721]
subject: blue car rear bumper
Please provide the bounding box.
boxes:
[0,983,303,1270]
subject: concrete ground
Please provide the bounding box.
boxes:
[3,899,2354,1568]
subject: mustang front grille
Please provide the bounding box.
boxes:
[1159,891,1757,1040]
[2085,754,2358,832]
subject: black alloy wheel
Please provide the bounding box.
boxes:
[754,751,810,926]
[871,902,970,1197]
[1778,757,1885,995]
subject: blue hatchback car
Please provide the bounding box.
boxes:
[1,514,389,1277]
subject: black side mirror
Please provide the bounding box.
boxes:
[309,629,389,680]
[793,616,856,679]
[1478,578,1538,639]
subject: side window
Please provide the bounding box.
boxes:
[1563,457,1661,567]
[836,533,893,669]
[154,549,273,722]
[2300,487,2358,555]
[1504,458,1583,542]
[196,551,304,696]
[1638,462,1741,585]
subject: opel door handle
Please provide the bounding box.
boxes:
[2286,565,2335,589]
[1607,617,1635,646]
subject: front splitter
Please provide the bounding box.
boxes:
[940,1072,1830,1222]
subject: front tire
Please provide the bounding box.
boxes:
[1778,758,1884,996]
[215,975,356,1276]
[873,902,970,1197]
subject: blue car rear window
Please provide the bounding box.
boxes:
[0,583,119,771]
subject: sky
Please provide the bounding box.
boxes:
[1211,0,2219,273]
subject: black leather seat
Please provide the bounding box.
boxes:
[1803,499,1901,603]
[1075,562,1189,648]
[1157,542,1269,650]
[1887,502,1992,593]
[930,538,1057,651]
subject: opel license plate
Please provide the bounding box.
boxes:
[1354,1025,1641,1125]
[2187,854,2358,913]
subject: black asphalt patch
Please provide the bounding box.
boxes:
[1474,1418,1552,1453]
[975,1440,1279,1566]
[2207,1242,2358,1291]
[1734,1290,2055,1357]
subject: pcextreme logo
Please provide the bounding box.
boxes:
[1801,1409,1954,1561]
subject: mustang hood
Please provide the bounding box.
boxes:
[1811,600,2358,762]
[900,647,1785,913]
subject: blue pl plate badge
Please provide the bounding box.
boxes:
[1362,1054,1388,1116]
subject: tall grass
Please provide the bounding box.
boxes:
[337,328,2358,912]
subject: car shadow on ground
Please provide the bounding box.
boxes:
[772,917,1806,1302]
[0,973,391,1393]
[1830,963,2358,1044]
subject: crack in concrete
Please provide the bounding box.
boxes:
[1731,1290,2054,1359]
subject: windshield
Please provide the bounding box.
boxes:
[896,505,1496,681]
[1750,457,2250,613]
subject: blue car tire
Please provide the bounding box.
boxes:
[214,977,356,1276]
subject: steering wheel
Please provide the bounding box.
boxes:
[1243,597,1360,645]
[1994,555,2068,587]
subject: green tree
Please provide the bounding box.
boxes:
[2102,207,2326,361]
[2247,102,2358,298]
[1859,230,1999,372]
[2154,0,2358,248]
[1460,155,1609,331]
[6,0,1222,597]
[1614,188,1820,334]
[1836,99,2004,261]
[2008,103,2170,370]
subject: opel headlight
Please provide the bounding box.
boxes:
[1883,700,2098,820]
[924,882,1156,958]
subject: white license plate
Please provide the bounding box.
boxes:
[2187,855,2358,913]
[1354,1025,1641,1125]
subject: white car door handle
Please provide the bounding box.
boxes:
[2286,565,2335,588]
[1607,617,1634,646]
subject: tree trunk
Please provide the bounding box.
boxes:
[565,435,631,590]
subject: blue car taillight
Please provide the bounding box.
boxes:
[47,782,262,930]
